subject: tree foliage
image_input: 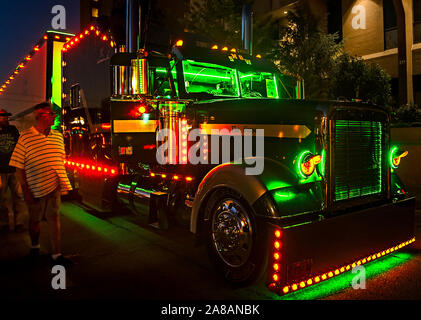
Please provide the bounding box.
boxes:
[271,5,343,100]
[331,53,391,106]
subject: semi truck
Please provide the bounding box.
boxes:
[0,19,415,298]
[59,23,415,295]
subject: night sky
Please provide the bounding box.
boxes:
[0,1,80,83]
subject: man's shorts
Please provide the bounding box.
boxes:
[28,188,61,224]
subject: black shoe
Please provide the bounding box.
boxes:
[51,255,73,268]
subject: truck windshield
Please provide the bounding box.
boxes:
[182,60,239,97]
[238,71,279,98]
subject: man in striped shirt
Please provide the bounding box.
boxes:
[9,102,72,265]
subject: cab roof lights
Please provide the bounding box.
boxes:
[62,25,115,53]
[0,31,74,96]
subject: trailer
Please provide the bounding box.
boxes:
[0,31,74,131]
[58,22,415,296]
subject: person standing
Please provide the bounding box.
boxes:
[9,102,72,265]
[0,109,26,232]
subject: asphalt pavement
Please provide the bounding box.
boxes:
[0,200,420,301]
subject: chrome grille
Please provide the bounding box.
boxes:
[333,120,385,202]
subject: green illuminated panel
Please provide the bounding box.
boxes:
[182,60,239,97]
[51,40,64,130]
[334,120,384,202]
[238,71,279,98]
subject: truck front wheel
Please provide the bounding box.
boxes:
[205,189,266,285]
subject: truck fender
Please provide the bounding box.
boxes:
[190,158,298,235]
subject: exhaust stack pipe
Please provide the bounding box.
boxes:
[126,0,141,52]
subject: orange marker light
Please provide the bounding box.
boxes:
[175,40,183,47]
[275,230,282,238]
[211,45,218,50]
[221,46,228,51]
[274,241,281,249]
[273,252,280,260]
[185,176,193,182]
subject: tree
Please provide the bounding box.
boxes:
[271,5,343,100]
[331,53,391,106]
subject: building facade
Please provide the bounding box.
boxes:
[257,0,420,106]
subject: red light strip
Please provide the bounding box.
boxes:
[0,34,52,96]
[150,172,193,183]
[268,233,416,296]
[179,119,188,164]
[64,159,117,176]
[61,25,115,53]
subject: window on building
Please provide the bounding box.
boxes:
[414,1,421,43]
[92,7,99,18]
[383,0,398,50]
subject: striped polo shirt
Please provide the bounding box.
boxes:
[9,127,72,198]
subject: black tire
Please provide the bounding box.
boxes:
[205,188,267,286]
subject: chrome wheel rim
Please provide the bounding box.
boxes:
[211,198,253,268]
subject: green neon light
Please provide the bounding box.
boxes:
[273,252,413,300]
[266,180,291,191]
[390,146,399,169]
[296,150,312,179]
[319,149,326,177]
[157,68,230,80]
[273,75,279,98]
[274,189,296,201]
[182,60,239,97]
[51,40,64,130]
[46,30,75,36]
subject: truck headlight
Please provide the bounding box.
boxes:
[297,151,322,179]
[389,146,408,169]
